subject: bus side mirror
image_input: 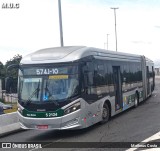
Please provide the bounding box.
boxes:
[5,64,21,94]
[5,77,14,94]
[6,64,20,73]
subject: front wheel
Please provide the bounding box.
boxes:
[100,103,110,124]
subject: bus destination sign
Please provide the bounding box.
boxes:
[22,66,78,75]
[36,68,58,75]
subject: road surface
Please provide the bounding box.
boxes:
[1,77,160,151]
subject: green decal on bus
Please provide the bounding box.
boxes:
[22,109,64,118]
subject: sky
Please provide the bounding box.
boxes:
[0,0,160,64]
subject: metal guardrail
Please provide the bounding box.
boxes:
[0,91,18,103]
[5,94,18,103]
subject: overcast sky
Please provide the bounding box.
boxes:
[0,0,160,64]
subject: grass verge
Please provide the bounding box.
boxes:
[3,103,17,114]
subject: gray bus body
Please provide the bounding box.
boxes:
[17,46,155,130]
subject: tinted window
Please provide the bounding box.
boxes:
[93,60,105,86]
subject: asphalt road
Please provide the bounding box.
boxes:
[1,77,160,151]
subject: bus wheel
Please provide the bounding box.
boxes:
[134,93,139,107]
[100,103,110,124]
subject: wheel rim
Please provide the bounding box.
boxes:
[135,98,138,106]
[102,107,108,120]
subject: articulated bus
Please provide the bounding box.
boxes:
[12,46,155,130]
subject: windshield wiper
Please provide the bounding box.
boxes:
[44,81,59,106]
[25,80,40,105]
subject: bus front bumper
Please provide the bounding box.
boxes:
[17,110,84,130]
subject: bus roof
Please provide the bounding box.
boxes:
[21,46,150,64]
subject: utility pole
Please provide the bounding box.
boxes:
[107,34,109,50]
[58,0,64,47]
[111,7,119,51]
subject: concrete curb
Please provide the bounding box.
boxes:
[0,112,22,137]
[0,112,18,127]
[0,122,22,137]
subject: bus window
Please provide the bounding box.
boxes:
[93,61,105,86]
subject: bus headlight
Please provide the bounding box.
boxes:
[17,103,24,114]
[64,102,81,115]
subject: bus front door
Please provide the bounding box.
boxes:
[113,66,122,110]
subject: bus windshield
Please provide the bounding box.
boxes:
[19,65,79,103]
[20,78,42,102]
[43,74,79,102]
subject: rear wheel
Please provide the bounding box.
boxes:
[134,93,139,107]
[100,103,110,124]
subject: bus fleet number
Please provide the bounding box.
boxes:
[46,113,58,117]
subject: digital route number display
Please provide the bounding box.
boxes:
[36,68,59,75]
[22,66,78,75]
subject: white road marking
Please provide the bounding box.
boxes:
[126,131,160,151]
[140,148,160,151]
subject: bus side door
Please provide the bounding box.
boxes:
[113,66,123,110]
